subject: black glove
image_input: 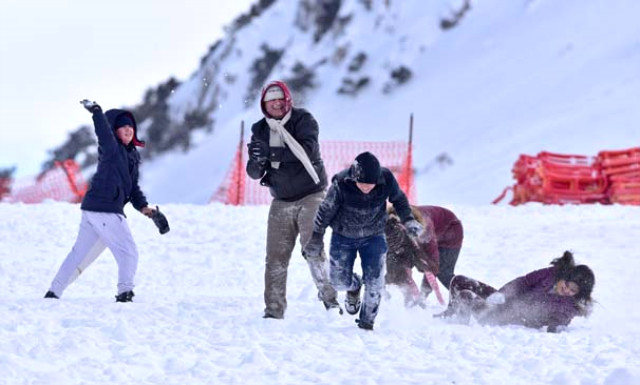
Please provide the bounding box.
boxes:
[247,141,268,164]
[80,99,102,113]
[302,232,324,259]
[151,205,170,235]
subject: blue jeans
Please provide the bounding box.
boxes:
[329,233,387,325]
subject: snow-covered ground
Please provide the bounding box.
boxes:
[1,202,639,385]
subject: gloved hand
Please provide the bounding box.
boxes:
[80,99,102,113]
[302,232,324,259]
[150,205,170,235]
[247,141,269,164]
[404,219,424,239]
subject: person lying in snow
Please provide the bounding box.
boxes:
[303,151,424,330]
[435,251,595,333]
[385,205,463,307]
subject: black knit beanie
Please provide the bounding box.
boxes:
[353,152,381,184]
[114,114,135,130]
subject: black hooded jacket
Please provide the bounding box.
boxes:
[80,109,148,215]
[313,167,414,239]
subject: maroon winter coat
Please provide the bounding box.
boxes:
[481,267,584,330]
[414,205,463,271]
[385,205,463,302]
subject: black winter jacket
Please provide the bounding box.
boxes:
[313,167,414,239]
[81,109,148,215]
[246,108,328,201]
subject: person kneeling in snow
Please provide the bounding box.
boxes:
[303,151,423,330]
[44,100,164,302]
[385,205,463,307]
[436,251,595,333]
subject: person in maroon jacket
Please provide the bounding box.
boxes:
[385,205,463,307]
[436,251,595,333]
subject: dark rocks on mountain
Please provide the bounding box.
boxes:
[246,44,285,104]
[440,0,471,30]
[0,167,15,199]
[383,65,413,94]
[42,125,97,173]
[348,52,367,72]
[296,0,343,43]
[338,77,370,96]
[229,0,278,33]
[284,62,317,102]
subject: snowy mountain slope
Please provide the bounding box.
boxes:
[1,202,639,384]
[137,0,639,205]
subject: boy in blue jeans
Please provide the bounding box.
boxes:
[303,152,423,330]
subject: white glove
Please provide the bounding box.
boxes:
[404,219,424,238]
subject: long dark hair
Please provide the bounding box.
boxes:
[551,251,595,310]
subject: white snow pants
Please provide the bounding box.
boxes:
[49,210,139,296]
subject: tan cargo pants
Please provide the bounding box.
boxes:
[264,191,338,318]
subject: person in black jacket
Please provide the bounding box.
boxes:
[246,81,339,319]
[44,100,158,302]
[303,152,424,330]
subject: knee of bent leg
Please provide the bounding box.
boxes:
[449,275,469,291]
[330,265,353,290]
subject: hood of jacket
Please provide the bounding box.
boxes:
[105,109,145,148]
[260,80,293,118]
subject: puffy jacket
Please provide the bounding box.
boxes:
[246,107,327,201]
[385,205,462,275]
[81,109,148,215]
[313,167,414,239]
[480,267,581,330]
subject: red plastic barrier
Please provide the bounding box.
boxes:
[598,147,640,168]
[496,147,640,206]
[599,147,640,205]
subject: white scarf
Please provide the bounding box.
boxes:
[266,110,320,185]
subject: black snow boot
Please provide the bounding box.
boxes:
[115,290,135,302]
[44,291,59,299]
[356,319,374,330]
[345,274,363,315]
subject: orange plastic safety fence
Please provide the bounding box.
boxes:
[2,160,88,204]
[211,141,416,206]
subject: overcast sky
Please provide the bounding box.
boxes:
[0,0,254,177]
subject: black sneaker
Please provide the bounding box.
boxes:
[345,287,362,315]
[356,319,374,330]
[44,291,59,299]
[115,290,135,302]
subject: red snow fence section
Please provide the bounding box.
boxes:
[211,140,416,206]
[1,160,88,204]
[493,147,640,205]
